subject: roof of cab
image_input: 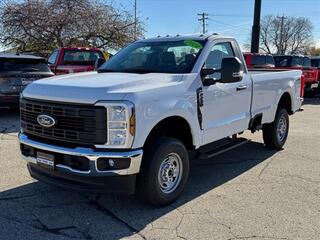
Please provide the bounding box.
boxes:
[58,47,103,51]
[138,33,233,42]
[0,53,45,60]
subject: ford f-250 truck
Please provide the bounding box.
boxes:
[19,34,303,206]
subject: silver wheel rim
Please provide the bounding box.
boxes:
[277,115,287,142]
[158,153,183,194]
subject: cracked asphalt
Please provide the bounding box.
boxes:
[0,97,319,240]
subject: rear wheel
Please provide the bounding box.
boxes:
[263,108,289,150]
[138,137,189,207]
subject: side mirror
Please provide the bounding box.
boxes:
[220,57,243,83]
[201,68,219,86]
[95,58,106,70]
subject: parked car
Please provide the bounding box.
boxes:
[0,54,54,108]
[311,56,320,82]
[47,47,106,75]
[243,52,275,69]
[274,55,319,96]
[19,35,303,206]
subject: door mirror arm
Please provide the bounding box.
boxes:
[201,68,221,86]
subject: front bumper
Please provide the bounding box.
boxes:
[19,133,143,193]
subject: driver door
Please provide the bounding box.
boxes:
[202,41,251,145]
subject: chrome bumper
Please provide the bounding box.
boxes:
[19,133,143,177]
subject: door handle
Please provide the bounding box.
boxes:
[236,85,248,91]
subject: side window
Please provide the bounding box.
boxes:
[266,55,275,65]
[205,42,235,79]
[48,50,58,65]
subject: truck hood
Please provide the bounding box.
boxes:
[22,71,184,104]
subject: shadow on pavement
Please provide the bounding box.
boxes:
[0,107,20,134]
[303,94,320,105]
[0,140,277,240]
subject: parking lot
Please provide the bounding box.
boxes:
[0,97,319,240]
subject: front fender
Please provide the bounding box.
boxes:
[131,96,201,149]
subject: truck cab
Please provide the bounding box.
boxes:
[48,47,106,75]
[19,34,303,206]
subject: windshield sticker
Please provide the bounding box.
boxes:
[184,40,203,49]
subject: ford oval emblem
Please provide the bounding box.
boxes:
[37,114,56,128]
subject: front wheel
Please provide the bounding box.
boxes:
[137,137,190,207]
[263,108,289,150]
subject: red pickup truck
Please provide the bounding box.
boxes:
[274,55,319,96]
[243,53,275,69]
[47,47,106,75]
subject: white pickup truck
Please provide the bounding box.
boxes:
[19,34,303,206]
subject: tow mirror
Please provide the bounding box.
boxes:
[201,68,219,86]
[220,57,243,83]
[95,58,106,70]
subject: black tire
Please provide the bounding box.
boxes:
[137,137,190,207]
[263,108,289,150]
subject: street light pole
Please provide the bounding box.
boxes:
[251,0,262,53]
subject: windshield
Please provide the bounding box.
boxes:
[274,56,304,67]
[303,57,311,67]
[62,50,103,66]
[98,40,206,74]
[251,55,266,65]
[0,58,51,73]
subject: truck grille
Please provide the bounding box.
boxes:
[20,98,107,146]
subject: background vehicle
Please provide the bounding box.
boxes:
[0,54,53,108]
[243,52,275,69]
[48,47,106,75]
[311,56,320,85]
[20,35,303,206]
[274,55,319,96]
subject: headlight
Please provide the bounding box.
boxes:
[95,102,135,148]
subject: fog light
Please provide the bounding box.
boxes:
[97,158,131,171]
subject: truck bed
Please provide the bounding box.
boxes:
[248,69,302,124]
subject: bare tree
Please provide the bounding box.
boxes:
[259,15,313,55]
[0,0,144,53]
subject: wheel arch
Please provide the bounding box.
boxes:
[277,92,293,115]
[143,115,195,151]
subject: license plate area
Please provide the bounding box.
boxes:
[36,151,55,170]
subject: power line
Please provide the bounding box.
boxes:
[198,12,209,34]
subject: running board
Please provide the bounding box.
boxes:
[197,137,250,160]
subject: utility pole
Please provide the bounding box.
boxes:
[134,0,137,40]
[250,0,262,53]
[277,15,287,54]
[198,13,209,34]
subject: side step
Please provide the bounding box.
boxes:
[197,137,250,160]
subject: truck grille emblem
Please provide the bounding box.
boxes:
[37,114,56,128]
